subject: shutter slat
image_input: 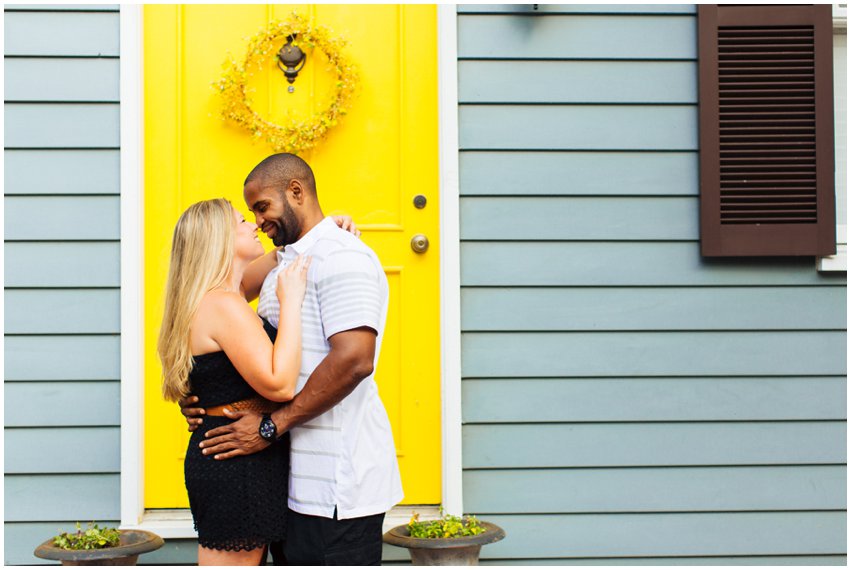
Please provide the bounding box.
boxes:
[722,195,817,200]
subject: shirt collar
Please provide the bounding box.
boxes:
[277,216,337,259]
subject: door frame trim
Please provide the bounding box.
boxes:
[436,3,464,516]
[120,4,463,533]
[119,3,146,528]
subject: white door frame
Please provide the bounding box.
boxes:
[119,4,463,535]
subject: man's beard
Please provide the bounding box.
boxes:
[271,200,302,247]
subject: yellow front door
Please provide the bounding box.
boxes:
[143,4,440,508]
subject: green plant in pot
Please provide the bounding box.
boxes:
[383,509,505,565]
[34,522,164,566]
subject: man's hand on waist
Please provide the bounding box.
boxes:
[200,408,272,460]
[178,395,205,432]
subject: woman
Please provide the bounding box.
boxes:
[158,198,355,565]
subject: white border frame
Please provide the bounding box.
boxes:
[119,5,464,537]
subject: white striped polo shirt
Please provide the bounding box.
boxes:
[257,216,403,519]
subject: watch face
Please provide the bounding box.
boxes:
[260,418,276,440]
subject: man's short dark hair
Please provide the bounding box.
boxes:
[244,153,317,195]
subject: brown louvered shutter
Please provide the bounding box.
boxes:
[698,4,836,256]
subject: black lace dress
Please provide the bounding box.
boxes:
[185,319,289,552]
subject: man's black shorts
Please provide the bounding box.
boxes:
[269,508,385,566]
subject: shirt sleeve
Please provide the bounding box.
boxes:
[316,248,383,340]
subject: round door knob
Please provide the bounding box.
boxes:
[411,234,429,254]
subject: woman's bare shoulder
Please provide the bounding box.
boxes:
[196,289,253,320]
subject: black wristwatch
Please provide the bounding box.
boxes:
[259,414,278,443]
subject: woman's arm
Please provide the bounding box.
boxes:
[209,258,310,401]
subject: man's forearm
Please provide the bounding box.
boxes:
[271,350,368,434]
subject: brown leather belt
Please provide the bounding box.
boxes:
[205,396,280,417]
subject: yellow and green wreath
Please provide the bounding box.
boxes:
[215,12,358,155]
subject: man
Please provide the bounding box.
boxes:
[180,153,403,565]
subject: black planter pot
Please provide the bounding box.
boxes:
[383,522,505,566]
[34,530,164,566]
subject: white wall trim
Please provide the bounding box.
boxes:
[119,3,145,530]
[437,3,464,516]
[817,225,847,272]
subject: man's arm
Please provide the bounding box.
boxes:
[241,248,280,302]
[272,327,375,432]
[199,328,376,460]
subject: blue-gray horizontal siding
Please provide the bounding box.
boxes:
[6,428,119,473]
[461,105,697,150]
[459,61,696,103]
[461,287,846,330]
[5,196,120,240]
[4,4,122,566]
[460,151,699,196]
[5,289,121,333]
[477,556,847,566]
[5,103,120,148]
[5,382,120,425]
[462,377,846,422]
[458,14,697,59]
[457,4,847,565]
[5,58,119,102]
[5,335,120,380]
[476,513,846,558]
[5,150,120,195]
[4,11,119,56]
[458,5,697,15]
[464,466,846,512]
[5,5,120,11]
[461,242,847,286]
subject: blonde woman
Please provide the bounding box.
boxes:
[158,198,355,565]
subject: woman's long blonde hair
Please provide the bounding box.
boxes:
[159,198,235,401]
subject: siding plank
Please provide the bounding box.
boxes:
[460,105,697,150]
[4,150,120,195]
[3,11,119,56]
[5,242,119,287]
[462,378,846,423]
[5,4,119,10]
[480,556,848,566]
[461,197,697,240]
[5,427,119,473]
[463,422,847,468]
[459,61,696,104]
[4,103,120,148]
[5,335,120,380]
[4,58,119,102]
[460,151,698,196]
[458,5,697,15]
[476,512,846,558]
[5,196,120,240]
[462,331,847,377]
[464,466,847,513]
[5,289,120,334]
[4,474,119,521]
[458,15,697,60]
[5,382,120,426]
[460,242,848,286]
[461,287,847,331]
